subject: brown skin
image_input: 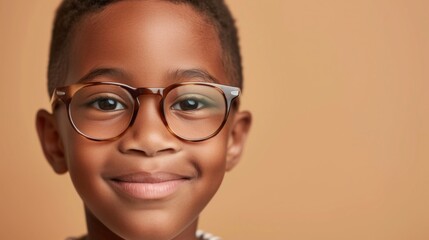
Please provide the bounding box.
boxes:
[36,1,251,240]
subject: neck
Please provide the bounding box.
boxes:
[85,207,123,240]
[84,207,199,240]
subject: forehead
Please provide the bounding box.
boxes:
[66,0,227,87]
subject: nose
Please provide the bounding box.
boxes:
[117,95,181,157]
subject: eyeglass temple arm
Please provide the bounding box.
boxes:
[50,87,70,108]
[218,85,241,110]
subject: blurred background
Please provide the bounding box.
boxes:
[0,0,428,239]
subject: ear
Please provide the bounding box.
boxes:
[35,109,68,174]
[225,110,252,171]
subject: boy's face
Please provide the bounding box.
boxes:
[36,1,251,239]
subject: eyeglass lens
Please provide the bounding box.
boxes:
[69,84,227,141]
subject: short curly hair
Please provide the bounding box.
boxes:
[47,0,243,96]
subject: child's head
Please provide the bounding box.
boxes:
[36,0,251,239]
[47,0,243,96]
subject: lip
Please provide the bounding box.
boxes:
[108,172,192,200]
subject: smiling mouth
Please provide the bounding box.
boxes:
[108,172,192,200]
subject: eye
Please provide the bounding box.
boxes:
[171,96,210,111]
[89,97,126,111]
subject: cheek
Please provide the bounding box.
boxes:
[187,129,230,199]
[57,109,112,175]
[58,116,115,202]
[194,129,229,169]
[66,138,104,196]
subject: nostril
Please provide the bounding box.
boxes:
[117,126,182,157]
[121,146,180,158]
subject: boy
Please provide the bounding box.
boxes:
[36,0,251,239]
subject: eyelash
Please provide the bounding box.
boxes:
[170,95,214,111]
[86,96,127,111]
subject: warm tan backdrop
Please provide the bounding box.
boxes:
[1,0,428,239]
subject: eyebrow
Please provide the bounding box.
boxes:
[77,67,129,83]
[171,68,218,83]
[76,67,219,85]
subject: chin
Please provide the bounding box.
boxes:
[96,209,197,240]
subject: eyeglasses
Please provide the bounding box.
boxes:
[51,81,240,142]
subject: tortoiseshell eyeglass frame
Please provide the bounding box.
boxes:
[50,81,241,142]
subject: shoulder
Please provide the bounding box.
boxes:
[196,230,222,240]
[65,236,86,240]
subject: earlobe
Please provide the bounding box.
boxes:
[225,110,252,171]
[35,109,68,174]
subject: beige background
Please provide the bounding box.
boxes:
[1,0,428,239]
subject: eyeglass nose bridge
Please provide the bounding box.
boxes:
[134,87,165,97]
[130,87,167,118]
[124,87,168,138]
